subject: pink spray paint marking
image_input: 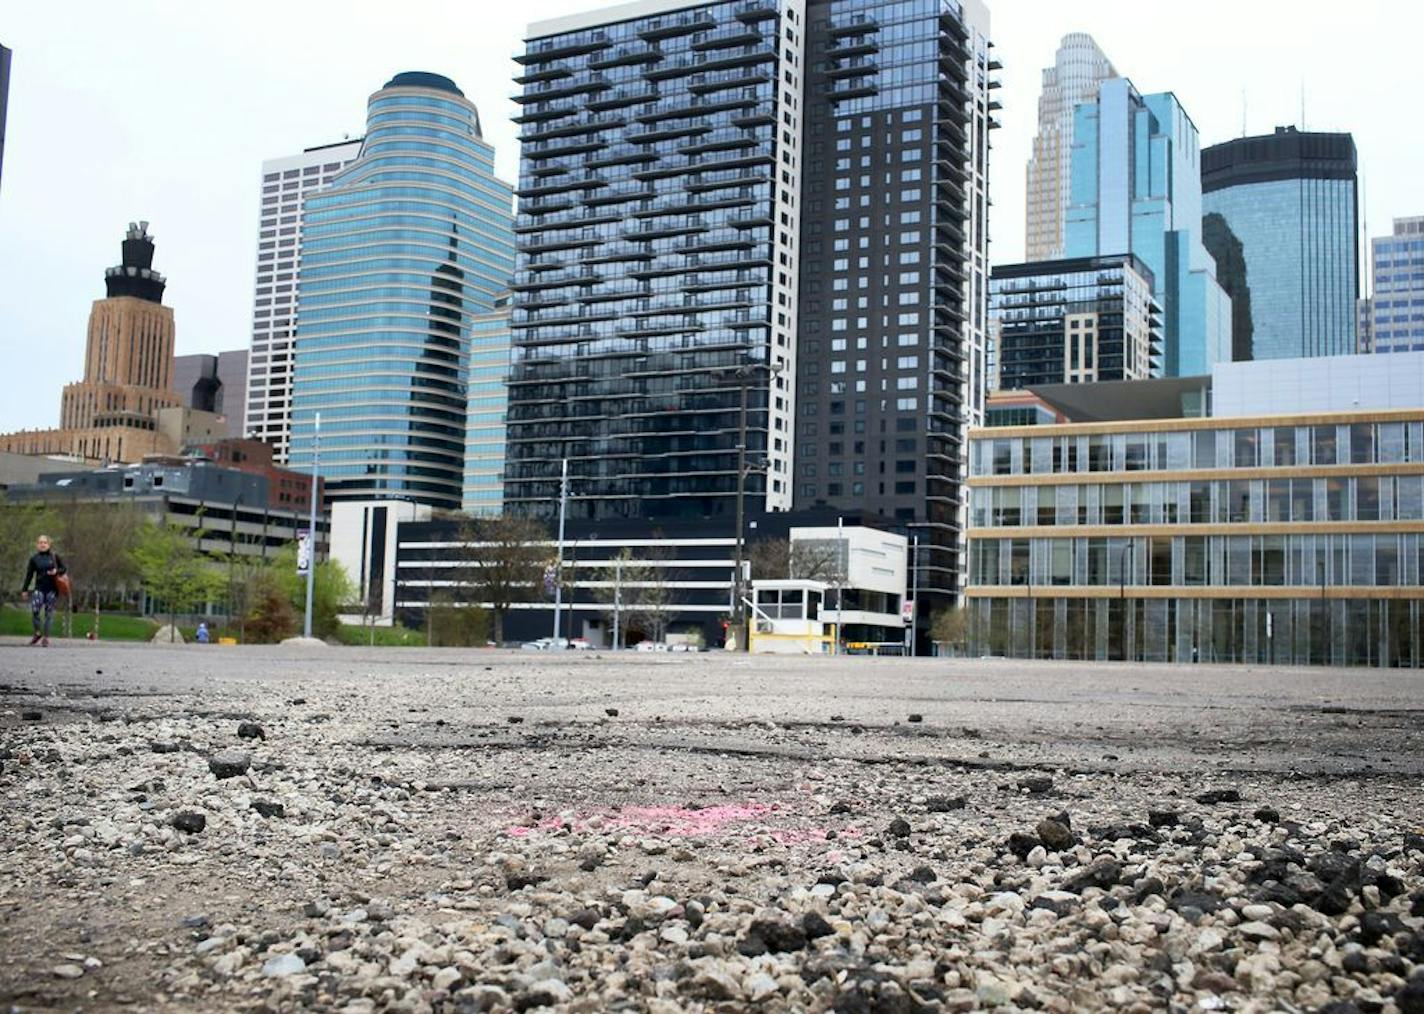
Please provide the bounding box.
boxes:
[506,802,861,844]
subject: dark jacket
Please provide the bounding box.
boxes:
[23,550,66,595]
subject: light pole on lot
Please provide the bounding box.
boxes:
[303,413,320,640]
[730,360,781,651]
[551,457,569,644]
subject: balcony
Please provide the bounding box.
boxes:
[690,25,764,50]
[638,12,716,41]
[515,34,610,66]
[687,67,773,94]
[585,148,657,170]
[826,59,877,79]
[825,39,878,59]
[679,131,761,156]
[621,220,709,241]
[515,232,602,255]
[681,270,765,292]
[517,113,627,143]
[673,233,757,256]
[514,173,604,198]
[733,1,778,23]
[514,74,611,104]
[617,318,705,338]
[827,82,878,101]
[521,136,608,161]
[584,182,657,208]
[508,269,603,292]
[827,14,877,37]
[686,169,772,193]
[580,243,655,264]
[514,66,572,86]
[513,209,620,234]
[635,94,754,123]
[511,102,579,124]
[588,45,663,70]
[511,306,618,329]
[628,261,692,281]
[626,122,710,145]
[586,86,660,111]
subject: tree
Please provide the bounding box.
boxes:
[930,606,969,656]
[244,569,298,643]
[273,544,354,639]
[457,515,547,646]
[130,520,221,640]
[749,537,845,583]
[0,500,55,597]
[51,499,141,639]
[428,589,492,647]
[595,547,677,645]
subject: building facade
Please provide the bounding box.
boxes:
[288,72,515,511]
[1367,216,1424,354]
[243,140,363,462]
[0,223,186,463]
[965,409,1424,667]
[503,0,807,523]
[464,295,512,515]
[0,43,10,193]
[990,254,1159,390]
[1064,79,1231,377]
[173,350,249,439]
[793,0,996,624]
[1025,33,1116,262]
[1201,127,1358,361]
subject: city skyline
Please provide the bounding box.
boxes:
[0,0,1415,435]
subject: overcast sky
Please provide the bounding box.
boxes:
[0,0,1414,434]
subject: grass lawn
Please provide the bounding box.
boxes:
[0,605,158,641]
[334,623,427,647]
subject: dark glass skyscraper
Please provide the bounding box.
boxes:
[794,0,995,613]
[504,0,805,522]
[288,73,515,511]
[504,0,994,634]
[1201,126,1358,360]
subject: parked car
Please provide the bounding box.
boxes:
[569,637,593,651]
[521,637,573,651]
[633,640,669,652]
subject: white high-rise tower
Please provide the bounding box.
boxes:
[243,140,362,461]
[1025,33,1116,261]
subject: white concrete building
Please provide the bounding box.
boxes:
[243,139,362,462]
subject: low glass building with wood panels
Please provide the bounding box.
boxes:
[965,409,1424,666]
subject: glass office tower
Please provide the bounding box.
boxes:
[464,296,513,514]
[990,254,1160,390]
[288,72,515,511]
[503,0,806,521]
[794,0,996,615]
[1201,127,1358,361]
[1065,78,1232,377]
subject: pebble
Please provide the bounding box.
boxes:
[261,953,305,977]
[207,750,251,780]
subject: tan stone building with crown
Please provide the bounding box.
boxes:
[0,222,219,463]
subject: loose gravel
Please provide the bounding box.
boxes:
[0,643,1421,1012]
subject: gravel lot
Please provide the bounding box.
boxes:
[1,643,1421,1012]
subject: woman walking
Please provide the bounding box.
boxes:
[21,534,67,647]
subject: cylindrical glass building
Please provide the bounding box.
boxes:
[289,72,515,510]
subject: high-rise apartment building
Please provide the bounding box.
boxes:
[794,0,996,609]
[464,294,512,514]
[1201,127,1358,361]
[504,0,996,625]
[504,0,807,521]
[990,254,1160,390]
[1025,33,1115,262]
[288,72,514,511]
[1064,78,1232,377]
[1366,216,1424,354]
[243,139,362,461]
[0,44,11,193]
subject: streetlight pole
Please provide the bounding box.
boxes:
[730,361,781,652]
[733,374,749,651]
[552,457,568,644]
[1117,538,1134,660]
[303,413,320,640]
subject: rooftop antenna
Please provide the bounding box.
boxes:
[1299,80,1306,130]
[1241,87,1247,137]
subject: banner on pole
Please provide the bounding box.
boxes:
[901,599,915,624]
[296,530,312,576]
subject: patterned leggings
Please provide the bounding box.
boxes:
[30,590,57,636]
